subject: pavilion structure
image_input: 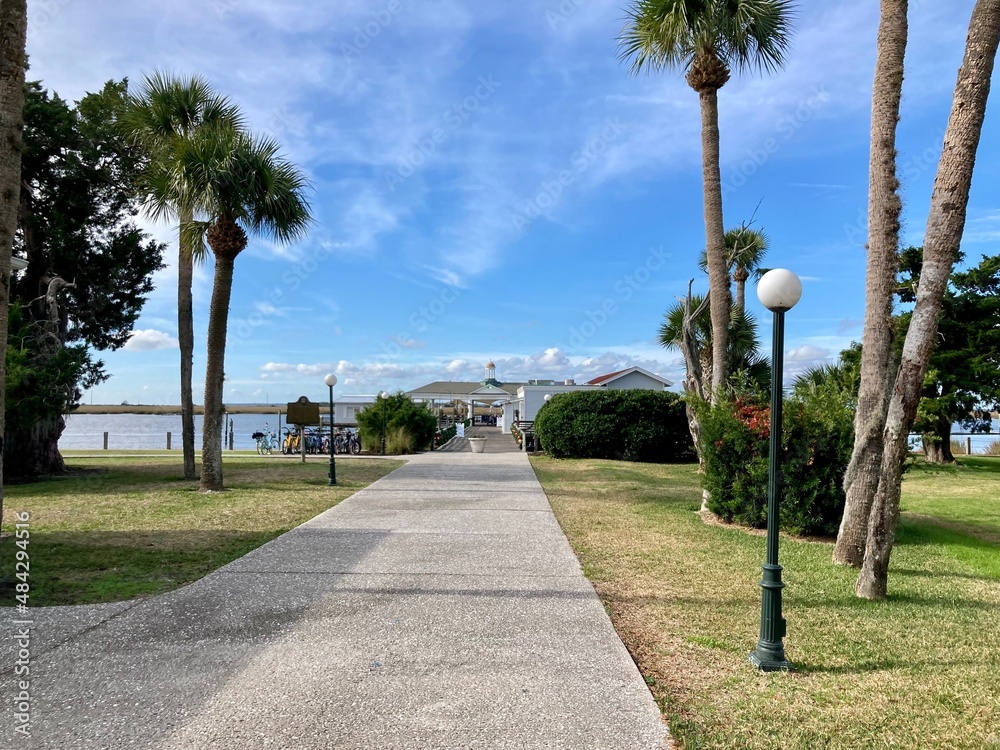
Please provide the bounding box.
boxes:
[407,361,672,433]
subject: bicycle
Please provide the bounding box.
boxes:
[304,429,322,454]
[282,428,300,455]
[344,428,361,455]
[252,424,278,455]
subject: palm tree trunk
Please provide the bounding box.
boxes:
[834,0,908,567]
[178,206,197,480]
[857,0,1000,599]
[698,89,732,402]
[0,0,27,513]
[200,254,235,491]
[734,276,747,314]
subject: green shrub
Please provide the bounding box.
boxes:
[435,424,457,448]
[696,379,855,536]
[534,390,695,463]
[357,392,436,453]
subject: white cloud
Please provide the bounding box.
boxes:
[786,344,830,362]
[124,329,178,352]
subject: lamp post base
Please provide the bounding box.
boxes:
[748,650,793,672]
[749,562,793,672]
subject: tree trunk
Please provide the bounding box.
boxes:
[857,0,1000,600]
[178,206,197,480]
[0,0,27,512]
[200,254,235,492]
[921,410,956,462]
[922,437,954,463]
[834,0,908,567]
[698,88,732,402]
[678,284,710,509]
[5,416,66,478]
[733,271,747,314]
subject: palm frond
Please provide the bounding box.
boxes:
[618,0,699,75]
[169,127,312,250]
[719,0,796,75]
[619,0,795,76]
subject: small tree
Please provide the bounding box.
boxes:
[897,247,1000,463]
[356,392,437,454]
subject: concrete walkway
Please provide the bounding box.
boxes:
[2,428,670,749]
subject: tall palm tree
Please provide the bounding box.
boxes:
[856,0,1000,600]
[0,0,28,522]
[122,72,244,480]
[149,128,311,491]
[697,225,770,313]
[834,0,908,568]
[620,0,794,401]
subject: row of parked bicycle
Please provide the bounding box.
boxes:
[251,424,362,455]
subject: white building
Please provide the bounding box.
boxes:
[319,395,376,427]
[407,363,673,434]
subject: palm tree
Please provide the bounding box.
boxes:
[620,0,794,400]
[727,225,769,312]
[122,73,244,480]
[834,0,909,569]
[659,297,770,397]
[0,0,28,525]
[149,128,311,491]
[697,225,770,312]
[856,0,1000,600]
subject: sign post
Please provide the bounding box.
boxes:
[286,396,321,464]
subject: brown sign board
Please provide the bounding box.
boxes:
[286,396,321,425]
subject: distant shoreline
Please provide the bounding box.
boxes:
[75,404,287,415]
[68,404,1000,419]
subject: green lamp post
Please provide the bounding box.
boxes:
[324,373,338,486]
[749,268,802,672]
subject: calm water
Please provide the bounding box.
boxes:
[60,413,1000,454]
[61,413,302,451]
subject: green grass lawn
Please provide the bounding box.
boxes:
[531,455,1000,750]
[1,456,402,606]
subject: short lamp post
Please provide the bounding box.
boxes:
[538,394,552,451]
[324,373,338,486]
[749,268,802,673]
[380,391,389,456]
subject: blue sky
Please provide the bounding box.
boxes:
[24,0,1000,405]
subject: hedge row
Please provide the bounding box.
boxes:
[534,390,695,463]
